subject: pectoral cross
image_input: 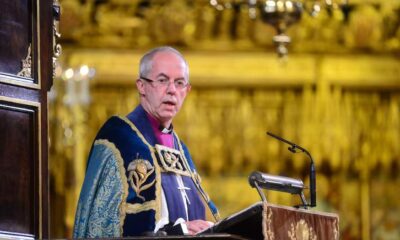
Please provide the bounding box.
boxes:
[178,185,191,205]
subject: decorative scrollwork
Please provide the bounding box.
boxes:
[155,144,191,176]
[53,0,62,79]
[17,44,32,78]
[127,159,155,201]
[288,219,317,240]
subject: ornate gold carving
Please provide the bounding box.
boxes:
[51,51,400,236]
[49,58,400,237]
[288,219,317,240]
[66,51,400,87]
[127,159,155,201]
[53,0,62,79]
[154,144,191,176]
[344,4,382,50]
[17,44,32,78]
[58,1,400,53]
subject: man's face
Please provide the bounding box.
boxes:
[137,51,191,126]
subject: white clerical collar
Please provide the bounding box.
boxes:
[159,124,173,134]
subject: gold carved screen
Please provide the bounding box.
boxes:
[49,51,400,240]
[49,0,400,238]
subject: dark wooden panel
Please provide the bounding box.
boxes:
[0,0,32,76]
[0,0,53,238]
[0,102,36,236]
[0,81,39,102]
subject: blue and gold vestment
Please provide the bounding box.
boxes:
[73,105,218,238]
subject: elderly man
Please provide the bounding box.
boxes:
[73,47,219,237]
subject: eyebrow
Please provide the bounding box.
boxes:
[156,73,186,81]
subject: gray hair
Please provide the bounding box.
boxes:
[139,46,189,81]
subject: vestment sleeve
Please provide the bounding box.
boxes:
[73,142,127,238]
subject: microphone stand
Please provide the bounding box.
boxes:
[266,132,317,208]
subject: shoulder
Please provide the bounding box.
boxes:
[87,115,155,167]
[95,115,151,147]
[95,116,132,140]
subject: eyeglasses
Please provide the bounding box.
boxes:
[140,76,189,90]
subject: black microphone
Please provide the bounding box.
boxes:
[266,132,317,207]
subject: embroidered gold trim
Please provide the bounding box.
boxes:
[94,139,129,236]
[126,200,158,214]
[263,201,274,240]
[127,159,156,201]
[288,219,317,240]
[155,144,191,176]
[118,116,162,222]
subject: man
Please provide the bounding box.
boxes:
[73,47,219,238]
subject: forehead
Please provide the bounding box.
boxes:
[150,52,187,77]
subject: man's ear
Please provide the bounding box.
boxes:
[136,79,146,95]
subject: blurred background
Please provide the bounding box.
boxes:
[49,0,400,239]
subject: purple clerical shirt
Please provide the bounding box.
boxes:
[146,113,174,148]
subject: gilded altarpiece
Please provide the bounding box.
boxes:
[50,52,400,240]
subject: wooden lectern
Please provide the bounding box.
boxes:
[65,202,338,240]
[200,201,339,240]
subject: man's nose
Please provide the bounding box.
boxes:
[166,81,177,93]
